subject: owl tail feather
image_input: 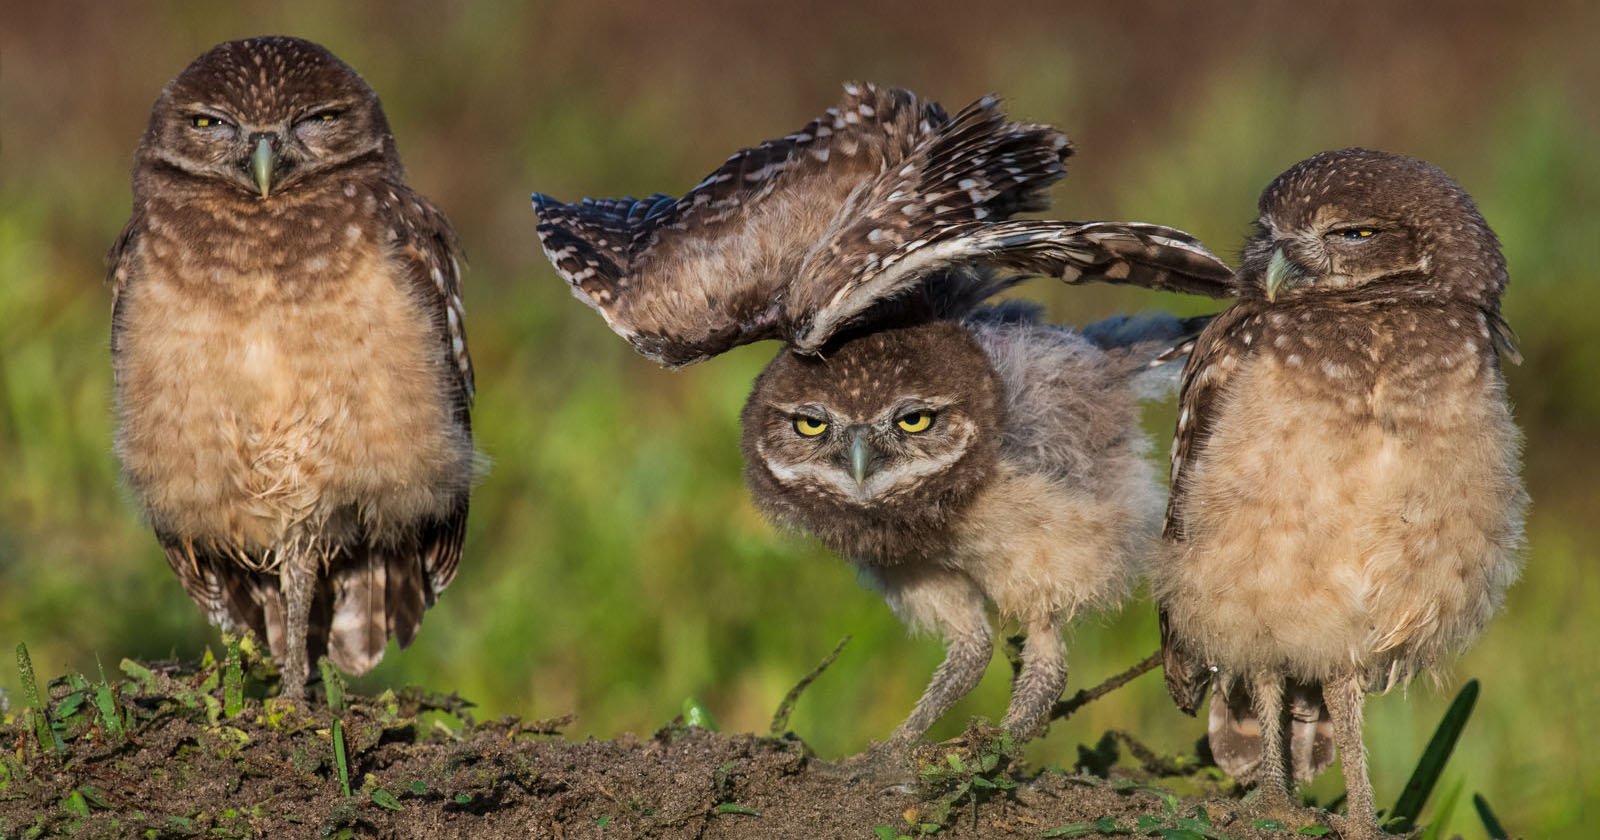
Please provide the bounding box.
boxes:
[1208,677,1337,785]
[324,544,432,676]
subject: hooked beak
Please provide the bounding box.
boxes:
[1264,246,1309,302]
[251,136,277,198]
[849,429,874,490]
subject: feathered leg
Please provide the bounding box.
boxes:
[278,551,317,699]
[1325,672,1380,839]
[869,565,993,750]
[889,623,993,747]
[1250,670,1293,805]
[1001,615,1066,741]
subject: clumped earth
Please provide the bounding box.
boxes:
[0,644,1337,839]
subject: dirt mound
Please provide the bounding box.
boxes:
[0,647,1324,839]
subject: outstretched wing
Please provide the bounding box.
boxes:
[532,83,1070,366]
[790,219,1235,352]
[783,96,1070,348]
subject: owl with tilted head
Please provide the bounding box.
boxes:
[532,83,1234,755]
[1153,149,1526,838]
[110,37,476,698]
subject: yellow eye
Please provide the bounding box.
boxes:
[1341,228,1378,240]
[317,111,339,122]
[896,410,934,434]
[191,115,225,128]
[793,416,828,437]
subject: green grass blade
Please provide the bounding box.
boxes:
[1417,778,1464,840]
[1472,793,1509,840]
[1388,679,1478,832]
[319,657,344,712]
[16,643,62,755]
[331,717,351,797]
[93,655,124,741]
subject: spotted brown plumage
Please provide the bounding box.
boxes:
[531,82,1234,367]
[530,84,1234,756]
[1151,149,1526,837]
[109,36,476,697]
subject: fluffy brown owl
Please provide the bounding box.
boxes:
[109,37,476,698]
[532,84,1234,748]
[1152,149,1526,837]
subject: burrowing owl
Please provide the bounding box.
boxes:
[109,37,476,698]
[532,84,1233,748]
[1152,149,1526,837]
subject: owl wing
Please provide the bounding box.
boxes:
[788,218,1234,353]
[379,185,473,596]
[1159,302,1259,714]
[154,533,268,638]
[533,84,1076,366]
[106,210,145,361]
[387,187,475,416]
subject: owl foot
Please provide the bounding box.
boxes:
[1324,812,1387,840]
[1241,792,1324,835]
[814,738,920,793]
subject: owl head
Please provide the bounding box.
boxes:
[137,36,397,200]
[1240,148,1506,307]
[741,321,1003,564]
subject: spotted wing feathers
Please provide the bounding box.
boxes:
[534,84,1085,364]
[533,83,946,367]
[534,84,1235,364]
[952,220,1236,297]
[787,96,1072,349]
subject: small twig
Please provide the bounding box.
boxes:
[515,712,577,737]
[1049,651,1160,723]
[769,635,851,736]
[1108,729,1193,777]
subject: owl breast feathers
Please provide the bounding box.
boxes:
[110,36,476,696]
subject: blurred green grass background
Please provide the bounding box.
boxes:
[2,1,1596,835]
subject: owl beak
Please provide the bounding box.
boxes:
[1264,246,1307,302]
[251,136,277,199]
[849,430,874,489]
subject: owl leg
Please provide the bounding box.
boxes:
[875,566,993,749]
[1249,670,1293,806]
[278,553,317,699]
[1000,615,1065,741]
[1324,672,1379,839]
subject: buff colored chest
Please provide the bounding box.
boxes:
[113,207,470,557]
[1164,308,1524,682]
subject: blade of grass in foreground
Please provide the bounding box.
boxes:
[1387,679,1479,832]
[17,643,63,755]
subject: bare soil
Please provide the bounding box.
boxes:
[0,653,1337,839]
